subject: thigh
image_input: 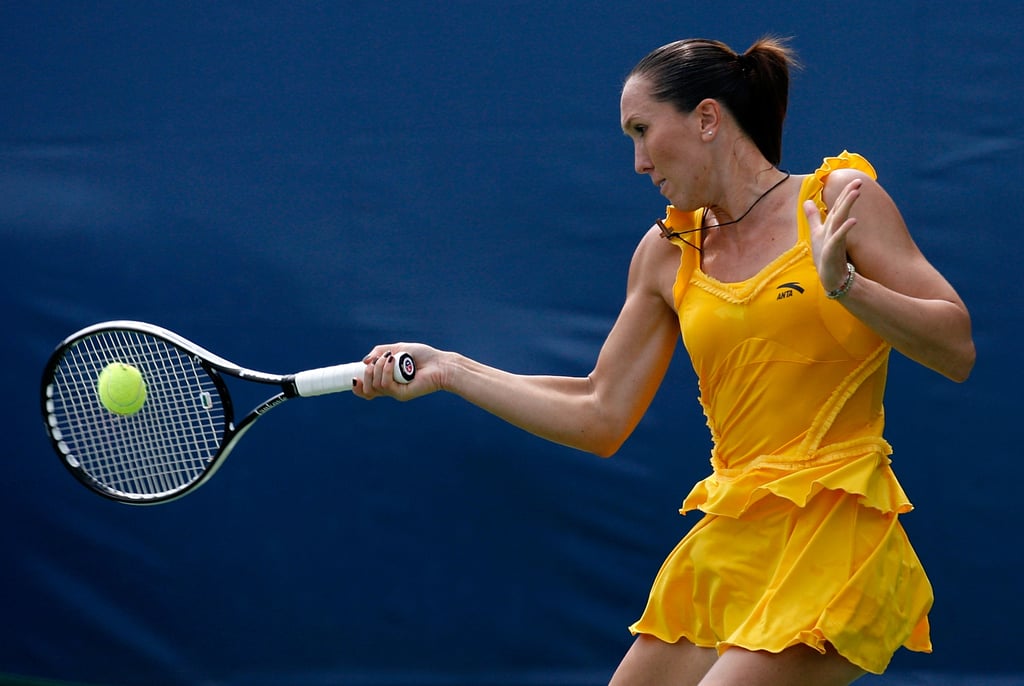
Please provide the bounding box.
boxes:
[609,634,717,686]
[698,644,865,686]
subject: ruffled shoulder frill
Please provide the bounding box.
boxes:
[804,151,878,216]
[657,206,705,309]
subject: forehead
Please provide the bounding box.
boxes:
[620,77,652,112]
[619,76,670,129]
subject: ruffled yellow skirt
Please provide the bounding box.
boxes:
[628,485,932,674]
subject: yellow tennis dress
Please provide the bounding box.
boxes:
[628,152,932,674]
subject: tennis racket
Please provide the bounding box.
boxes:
[40,320,415,505]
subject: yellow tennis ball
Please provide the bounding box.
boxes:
[97,362,147,416]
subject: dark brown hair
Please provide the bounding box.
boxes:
[627,37,797,165]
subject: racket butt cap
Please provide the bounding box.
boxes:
[394,352,415,383]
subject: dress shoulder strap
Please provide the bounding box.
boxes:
[797,151,878,241]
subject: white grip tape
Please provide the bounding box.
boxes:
[293,353,415,397]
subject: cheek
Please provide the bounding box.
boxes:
[649,133,686,170]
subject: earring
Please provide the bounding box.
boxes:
[704,130,714,137]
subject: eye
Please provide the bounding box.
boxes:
[621,119,648,139]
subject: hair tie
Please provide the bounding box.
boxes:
[737,52,753,76]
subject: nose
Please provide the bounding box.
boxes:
[633,141,653,175]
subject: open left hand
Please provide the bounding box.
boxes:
[804,178,862,293]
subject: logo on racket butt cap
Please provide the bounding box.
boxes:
[395,352,416,383]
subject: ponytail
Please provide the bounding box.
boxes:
[734,37,798,165]
[628,36,799,165]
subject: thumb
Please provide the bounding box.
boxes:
[803,199,823,225]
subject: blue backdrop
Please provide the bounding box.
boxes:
[3,2,1021,685]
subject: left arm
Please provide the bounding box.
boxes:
[805,170,976,382]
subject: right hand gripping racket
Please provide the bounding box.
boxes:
[40,320,415,504]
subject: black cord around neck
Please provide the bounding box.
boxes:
[657,170,791,252]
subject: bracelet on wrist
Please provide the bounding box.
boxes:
[826,262,856,299]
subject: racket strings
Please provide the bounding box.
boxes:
[45,329,228,499]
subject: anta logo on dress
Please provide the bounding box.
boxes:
[775,282,805,300]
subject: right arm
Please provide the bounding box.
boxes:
[355,227,683,457]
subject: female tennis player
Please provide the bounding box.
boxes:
[354,37,975,685]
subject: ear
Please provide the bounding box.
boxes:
[694,98,721,137]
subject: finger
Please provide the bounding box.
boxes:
[831,180,862,219]
[365,353,383,389]
[352,372,375,399]
[384,352,405,392]
[362,361,380,397]
[820,203,857,247]
[832,216,858,241]
[377,351,396,388]
[803,199,823,227]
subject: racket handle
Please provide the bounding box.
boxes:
[292,353,415,397]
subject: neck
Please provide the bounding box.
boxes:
[703,167,791,232]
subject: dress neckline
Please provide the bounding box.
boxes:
[692,173,815,295]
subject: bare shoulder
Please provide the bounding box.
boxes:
[628,224,684,307]
[823,167,963,301]
[821,167,910,250]
[821,167,879,206]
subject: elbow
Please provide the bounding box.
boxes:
[563,416,629,457]
[568,430,623,458]
[947,342,977,383]
[591,440,624,459]
[935,336,976,383]
[573,384,640,457]
[946,310,977,383]
[945,366,972,384]
[582,422,632,458]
